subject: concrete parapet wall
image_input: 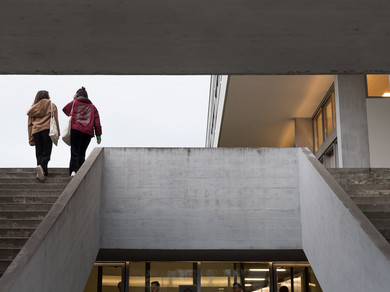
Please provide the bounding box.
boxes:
[0,148,104,292]
[298,148,390,291]
[101,148,301,250]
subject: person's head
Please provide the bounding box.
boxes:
[151,281,160,292]
[279,286,289,292]
[117,281,123,291]
[76,86,88,98]
[33,90,50,104]
[233,282,242,292]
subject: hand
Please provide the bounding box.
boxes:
[29,141,36,146]
[97,139,101,145]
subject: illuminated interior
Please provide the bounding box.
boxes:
[366,74,390,97]
[84,262,321,292]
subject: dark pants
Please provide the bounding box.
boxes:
[33,129,52,175]
[69,129,91,175]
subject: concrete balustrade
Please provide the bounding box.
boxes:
[1,147,389,291]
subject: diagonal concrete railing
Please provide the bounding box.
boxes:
[298,148,390,291]
[0,148,103,292]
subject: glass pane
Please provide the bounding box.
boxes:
[130,262,145,292]
[313,109,323,152]
[307,267,322,292]
[201,262,234,292]
[150,262,194,292]
[324,99,333,138]
[276,267,291,292]
[367,74,390,97]
[103,266,124,292]
[331,90,336,130]
[244,263,270,292]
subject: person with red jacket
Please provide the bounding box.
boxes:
[63,87,102,177]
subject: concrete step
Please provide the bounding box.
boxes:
[0,177,70,184]
[0,203,53,211]
[0,196,58,204]
[0,219,42,228]
[0,248,21,260]
[345,189,390,198]
[0,189,63,196]
[338,183,390,191]
[0,211,47,220]
[0,260,13,273]
[363,212,390,220]
[0,228,36,237]
[327,168,390,176]
[357,204,390,212]
[378,229,390,241]
[0,238,28,249]
[0,168,68,174]
[0,183,68,190]
[352,197,390,204]
[334,177,390,185]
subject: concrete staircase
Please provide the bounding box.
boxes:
[0,168,69,277]
[328,168,390,243]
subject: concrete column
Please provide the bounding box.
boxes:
[295,118,314,152]
[334,75,370,167]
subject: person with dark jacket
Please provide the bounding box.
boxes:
[27,90,60,181]
[63,87,102,177]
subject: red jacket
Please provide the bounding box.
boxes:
[63,97,102,137]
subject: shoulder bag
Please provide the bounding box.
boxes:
[49,102,59,146]
[62,101,75,146]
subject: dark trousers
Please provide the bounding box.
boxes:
[69,129,91,175]
[33,129,52,175]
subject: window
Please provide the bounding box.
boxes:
[313,86,336,153]
[366,74,390,97]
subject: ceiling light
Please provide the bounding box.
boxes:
[249,269,269,272]
[382,92,390,97]
[245,284,252,287]
[276,268,287,272]
[245,278,265,281]
[308,283,317,287]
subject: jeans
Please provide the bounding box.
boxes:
[69,129,91,175]
[33,129,52,175]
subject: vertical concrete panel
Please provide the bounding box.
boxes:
[298,149,390,291]
[334,75,370,167]
[101,148,302,250]
[366,98,390,167]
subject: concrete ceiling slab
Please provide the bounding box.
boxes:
[219,75,334,147]
[0,1,389,74]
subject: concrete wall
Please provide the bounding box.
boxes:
[367,98,390,167]
[334,75,370,167]
[1,1,390,74]
[0,148,104,292]
[101,148,301,250]
[298,148,390,291]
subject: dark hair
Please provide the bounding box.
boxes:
[33,90,49,104]
[233,283,242,289]
[279,286,289,292]
[151,281,160,287]
[76,86,88,98]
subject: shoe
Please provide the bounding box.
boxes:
[70,171,76,179]
[36,165,45,182]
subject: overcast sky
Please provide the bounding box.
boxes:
[0,75,210,167]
